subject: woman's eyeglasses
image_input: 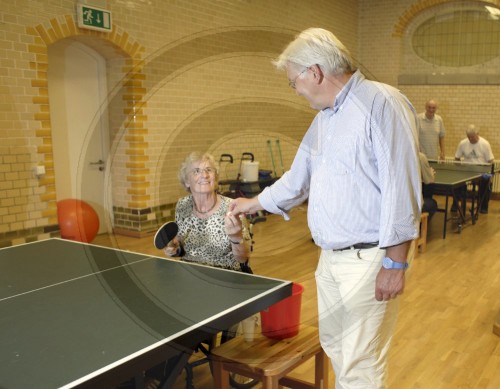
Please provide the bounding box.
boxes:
[191,167,216,176]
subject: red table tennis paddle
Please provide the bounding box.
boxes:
[153,221,179,249]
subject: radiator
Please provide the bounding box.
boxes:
[493,161,500,194]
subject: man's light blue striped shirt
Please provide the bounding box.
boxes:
[259,71,422,250]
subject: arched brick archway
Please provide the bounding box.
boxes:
[26,16,146,222]
[27,21,298,235]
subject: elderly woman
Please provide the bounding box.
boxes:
[145,154,255,387]
[165,152,251,271]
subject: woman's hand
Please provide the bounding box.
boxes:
[224,211,243,240]
[225,211,249,262]
[164,236,181,257]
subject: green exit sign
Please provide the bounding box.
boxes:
[77,4,112,32]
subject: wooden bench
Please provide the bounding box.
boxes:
[211,325,328,389]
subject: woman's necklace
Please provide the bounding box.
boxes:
[193,194,218,215]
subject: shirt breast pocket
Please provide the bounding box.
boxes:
[330,137,357,175]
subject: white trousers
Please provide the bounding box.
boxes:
[315,247,399,389]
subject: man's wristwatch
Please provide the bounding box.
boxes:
[382,257,409,270]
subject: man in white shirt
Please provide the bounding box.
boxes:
[418,99,446,160]
[455,125,495,213]
[229,28,421,388]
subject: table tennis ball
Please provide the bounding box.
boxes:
[57,199,99,243]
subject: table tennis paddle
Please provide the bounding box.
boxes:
[153,221,179,249]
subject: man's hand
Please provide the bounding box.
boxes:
[375,268,405,301]
[228,197,263,216]
[378,241,410,301]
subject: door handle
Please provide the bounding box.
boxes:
[90,160,105,171]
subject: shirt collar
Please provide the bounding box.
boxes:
[331,69,363,113]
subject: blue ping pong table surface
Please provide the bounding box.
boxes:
[0,239,292,388]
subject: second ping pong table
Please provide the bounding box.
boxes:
[429,160,496,238]
[0,239,292,389]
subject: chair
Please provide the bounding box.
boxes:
[183,337,216,389]
[417,212,429,253]
[211,325,328,389]
[183,327,250,389]
[182,217,263,388]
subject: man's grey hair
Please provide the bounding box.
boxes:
[466,124,479,136]
[273,28,356,75]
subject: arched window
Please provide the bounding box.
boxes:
[400,3,500,84]
[413,7,499,67]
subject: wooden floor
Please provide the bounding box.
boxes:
[95,198,500,389]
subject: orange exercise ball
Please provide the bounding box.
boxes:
[57,199,100,243]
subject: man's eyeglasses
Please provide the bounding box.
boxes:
[289,67,309,89]
[191,167,216,176]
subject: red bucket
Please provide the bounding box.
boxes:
[260,282,303,339]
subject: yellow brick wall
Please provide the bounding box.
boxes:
[401,85,500,159]
[0,0,358,242]
[1,0,499,242]
[359,0,500,159]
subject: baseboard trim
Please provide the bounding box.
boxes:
[112,228,155,239]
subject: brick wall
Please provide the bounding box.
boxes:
[0,0,358,243]
[1,0,498,244]
[358,0,500,161]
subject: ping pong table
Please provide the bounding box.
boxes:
[0,239,292,389]
[429,160,496,238]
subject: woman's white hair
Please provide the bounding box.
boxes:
[273,28,356,75]
[178,152,219,191]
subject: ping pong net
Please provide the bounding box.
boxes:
[428,159,493,175]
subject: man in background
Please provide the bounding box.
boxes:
[418,99,446,160]
[455,124,495,214]
[229,28,421,388]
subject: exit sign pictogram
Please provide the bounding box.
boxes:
[77,4,112,32]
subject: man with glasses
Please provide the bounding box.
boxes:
[229,28,421,388]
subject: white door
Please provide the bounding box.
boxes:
[48,41,110,234]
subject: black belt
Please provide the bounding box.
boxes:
[333,242,379,251]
